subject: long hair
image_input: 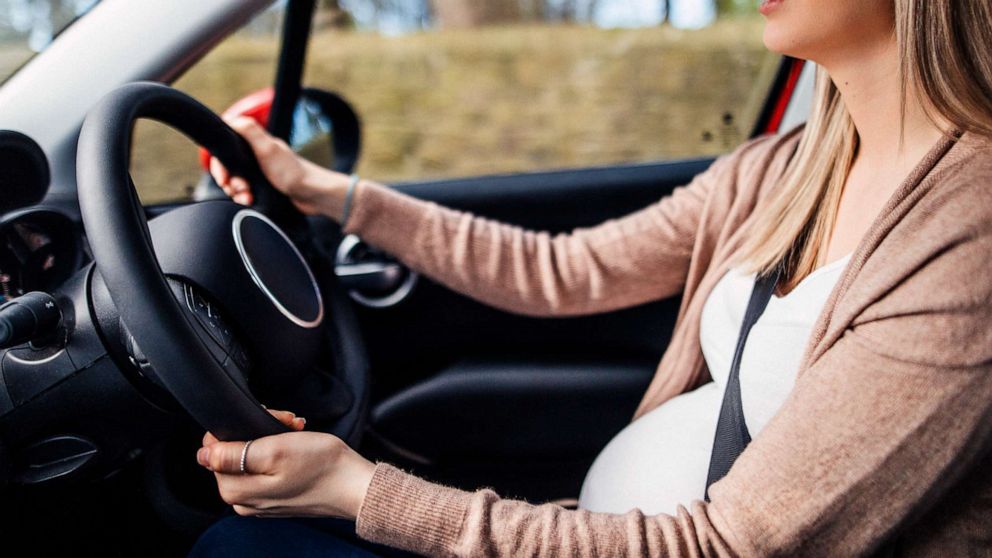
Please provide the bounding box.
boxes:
[733,0,992,291]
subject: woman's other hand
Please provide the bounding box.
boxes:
[196,408,376,520]
[210,116,349,218]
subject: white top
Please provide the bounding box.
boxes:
[578,252,853,515]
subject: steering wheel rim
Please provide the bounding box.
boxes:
[77,82,323,441]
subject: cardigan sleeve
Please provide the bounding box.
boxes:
[340,135,782,317]
[353,187,992,556]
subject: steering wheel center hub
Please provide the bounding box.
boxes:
[232,210,323,329]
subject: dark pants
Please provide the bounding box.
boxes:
[189,516,420,558]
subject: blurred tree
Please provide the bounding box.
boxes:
[339,0,430,32]
[545,0,599,23]
[518,0,546,21]
[715,0,748,15]
[329,0,676,31]
[315,0,353,29]
[0,0,97,49]
[430,0,523,28]
[548,0,576,21]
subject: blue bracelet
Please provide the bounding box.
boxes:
[341,174,360,226]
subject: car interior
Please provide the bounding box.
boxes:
[0,0,813,555]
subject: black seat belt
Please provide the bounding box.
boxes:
[705,264,783,500]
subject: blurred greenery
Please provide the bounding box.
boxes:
[132,18,776,204]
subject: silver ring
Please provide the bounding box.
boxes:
[239,440,254,475]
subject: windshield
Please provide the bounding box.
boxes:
[0,0,101,83]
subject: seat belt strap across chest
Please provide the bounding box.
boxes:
[704,263,783,501]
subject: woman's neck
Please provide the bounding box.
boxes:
[822,38,948,170]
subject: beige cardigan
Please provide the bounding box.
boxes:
[342,127,992,557]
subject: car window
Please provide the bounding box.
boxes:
[130,3,284,205]
[302,0,780,183]
[133,0,781,204]
[0,0,102,83]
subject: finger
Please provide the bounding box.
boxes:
[230,177,254,206]
[267,409,306,431]
[202,431,219,447]
[226,115,284,164]
[230,504,282,518]
[232,506,299,518]
[209,157,230,186]
[199,441,252,474]
[229,176,249,194]
[226,115,271,144]
[234,191,253,206]
[232,505,260,517]
[267,408,295,423]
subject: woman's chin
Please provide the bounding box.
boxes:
[762,30,787,55]
[762,26,802,58]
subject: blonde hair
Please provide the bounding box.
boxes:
[734,0,992,292]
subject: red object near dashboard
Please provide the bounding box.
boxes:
[197,87,275,170]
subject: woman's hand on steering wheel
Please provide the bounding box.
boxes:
[196,408,376,520]
[210,116,351,219]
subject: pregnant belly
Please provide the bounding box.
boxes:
[578,382,722,516]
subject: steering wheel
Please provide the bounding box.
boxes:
[76,82,368,442]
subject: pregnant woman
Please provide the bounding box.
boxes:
[191,0,992,556]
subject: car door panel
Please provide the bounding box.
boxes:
[371,357,657,461]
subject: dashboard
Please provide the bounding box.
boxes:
[0,130,83,305]
[0,209,84,304]
[0,126,146,495]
